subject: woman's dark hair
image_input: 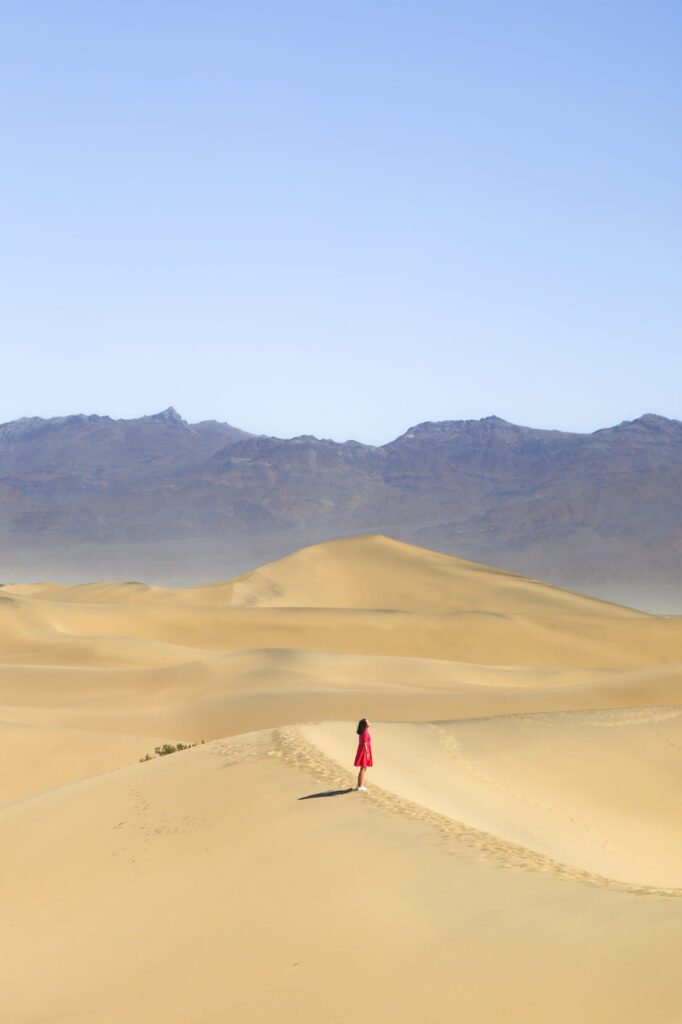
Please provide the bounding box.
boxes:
[356,718,368,735]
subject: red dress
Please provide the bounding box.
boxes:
[354,728,373,768]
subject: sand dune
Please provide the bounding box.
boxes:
[1,534,681,804]
[7,534,641,613]
[300,712,682,889]
[220,534,639,613]
[2,727,682,1024]
[1,535,681,1022]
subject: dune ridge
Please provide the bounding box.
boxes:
[291,715,682,894]
[2,534,682,805]
[2,535,682,1023]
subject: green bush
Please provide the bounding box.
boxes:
[139,740,204,763]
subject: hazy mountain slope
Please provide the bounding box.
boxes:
[1,410,682,606]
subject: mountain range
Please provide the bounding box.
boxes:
[1,407,681,609]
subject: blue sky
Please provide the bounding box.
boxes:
[2,1,680,443]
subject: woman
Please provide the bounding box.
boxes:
[354,718,373,791]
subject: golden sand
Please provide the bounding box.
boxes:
[1,535,681,1022]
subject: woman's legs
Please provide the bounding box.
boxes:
[356,766,367,789]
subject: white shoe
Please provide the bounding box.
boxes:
[357,785,368,791]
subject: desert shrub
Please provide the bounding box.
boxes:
[155,742,190,756]
[139,740,204,763]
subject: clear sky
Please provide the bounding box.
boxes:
[2,1,681,444]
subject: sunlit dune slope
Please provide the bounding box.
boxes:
[187,533,650,613]
[3,535,682,1024]
[0,718,171,799]
[2,727,682,1024]
[301,711,682,889]
[3,535,679,678]
[4,533,647,613]
[1,535,682,802]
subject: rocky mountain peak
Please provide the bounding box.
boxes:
[147,407,187,425]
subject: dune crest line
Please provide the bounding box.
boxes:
[276,722,682,899]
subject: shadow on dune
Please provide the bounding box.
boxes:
[298,788,355,800]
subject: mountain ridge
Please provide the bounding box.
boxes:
[3,407,680,446]
[1,409,681,608]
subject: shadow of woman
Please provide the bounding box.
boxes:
[298,788,354,800]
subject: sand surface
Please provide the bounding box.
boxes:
[1,535,681,1022]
